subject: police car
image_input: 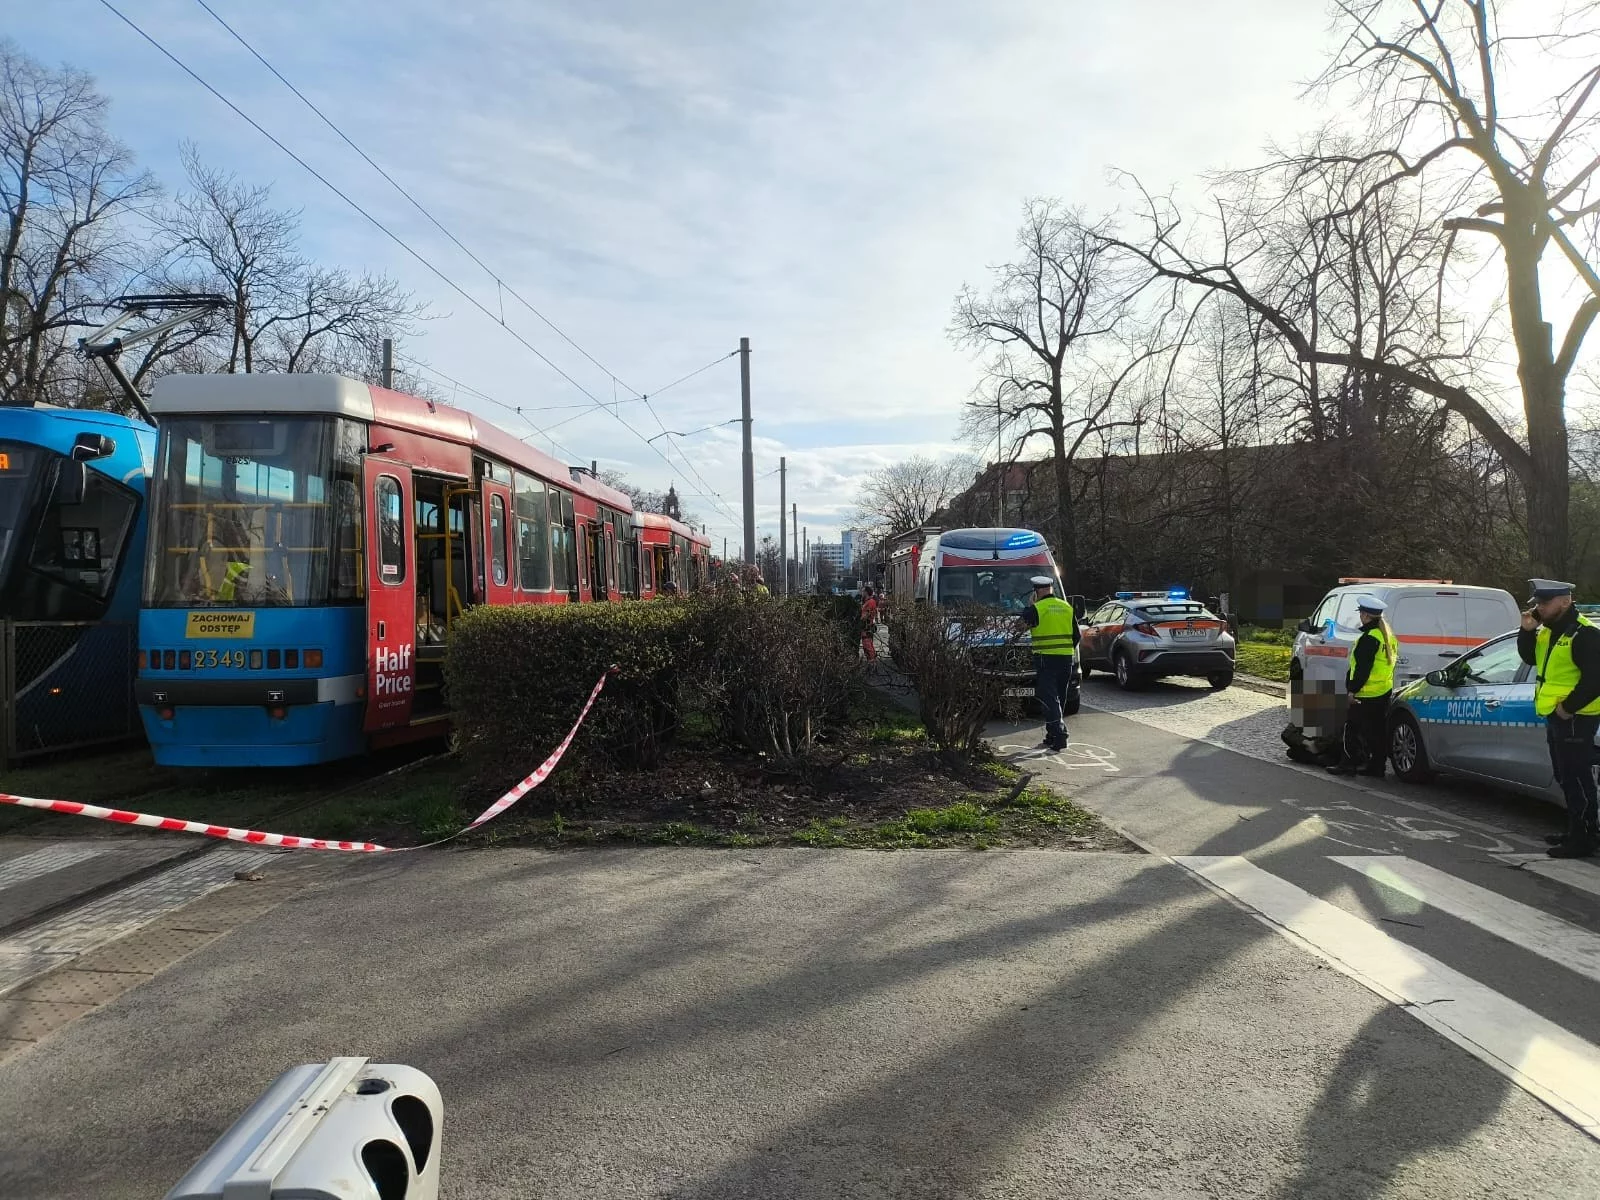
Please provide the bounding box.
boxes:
[1387,630,1594,803]
[1079,590,1235,690]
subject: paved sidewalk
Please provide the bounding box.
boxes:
[3,846,1596,1199]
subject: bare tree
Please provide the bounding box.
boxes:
[0,40,156,406]
[154,145,422,380]
[951,201,1160,577]
[1115,1,1600,574]
[851,454,978,545]
[813,554,838,591]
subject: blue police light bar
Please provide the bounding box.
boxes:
[1115,591,1133,600]
[1168,588,1188,599]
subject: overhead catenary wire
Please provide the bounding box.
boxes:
[193,0,629,394]
[190,0,742,525]
[100,0,741,528]
[395,356,583,461]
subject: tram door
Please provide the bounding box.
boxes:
[587,522,607,600]
[363,459,415,732]
[481,479,514,607]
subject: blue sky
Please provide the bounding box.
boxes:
[17,0,1336,548]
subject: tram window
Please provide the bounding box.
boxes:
[561,491,577,594]
[548,488,568,593]
[641,541,654,591]
[489,494,508,586]
[376,475,406,584]
[514,472,551,591]
[26,463,138,603]
[146,416,362,608]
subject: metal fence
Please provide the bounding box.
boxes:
[1,620,140,767]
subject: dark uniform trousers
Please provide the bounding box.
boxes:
[1035,655,1073,745]
[1547,713,1600,847]
[1345,692,1392,771]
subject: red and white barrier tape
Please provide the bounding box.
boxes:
[0,669,613,853]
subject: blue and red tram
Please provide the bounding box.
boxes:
[136,374,711,767]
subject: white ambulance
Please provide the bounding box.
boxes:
[1282,577,1520,762]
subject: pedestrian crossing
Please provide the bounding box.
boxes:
[1175,852,1600,1140]
[1494,853,1600,900]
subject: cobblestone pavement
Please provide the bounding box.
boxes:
[0,845,276,994]
[1078,674,1291,761]
[1072,674,1564,843]
[0,839,196,930]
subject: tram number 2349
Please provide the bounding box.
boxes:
[194,649,247,669]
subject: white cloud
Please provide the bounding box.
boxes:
[18,0,1339,543]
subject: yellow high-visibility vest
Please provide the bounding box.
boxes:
[1349,623,1397,699]
[1030,596,1076,657]
[1535,615,1600,717]
[218,561,249,602]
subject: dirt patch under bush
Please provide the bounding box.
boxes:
[445,695,1133,852]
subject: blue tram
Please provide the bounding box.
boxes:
[0,404,156,753]
[136,373,711,767]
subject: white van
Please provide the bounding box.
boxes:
[1282,578,1521,762]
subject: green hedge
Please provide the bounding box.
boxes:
[702,596,862,757]
[446,595,862,776]
[445,600,708,771]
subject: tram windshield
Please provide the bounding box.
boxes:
[144,416,365,608]
[0,440,140,620]
[0,441,43,587]
[938,565,1055,613]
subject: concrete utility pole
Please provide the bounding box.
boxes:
[739,337,755,563]
[803,527,808,589]
[722,536,728,564]
[778,456,787,596]
[381,338,394,389]
[995,397,1003,525]
[791,504,799,593]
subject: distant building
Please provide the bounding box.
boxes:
[811,542,844,573]
[840,529,859,572]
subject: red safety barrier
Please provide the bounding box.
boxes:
[0,669,612,853]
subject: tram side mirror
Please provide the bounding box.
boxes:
[71,432,115,462]
[57,459,87,507]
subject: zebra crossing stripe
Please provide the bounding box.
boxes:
[1494,854,1600,901]
[1331,856,1600,986]
[1174,855,1600,1139]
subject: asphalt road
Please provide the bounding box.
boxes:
[1,681,1598,1198]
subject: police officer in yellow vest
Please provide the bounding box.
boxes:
[1022,575,1079,751]
[1517,579,1600,859]
[1327,594,1398,777]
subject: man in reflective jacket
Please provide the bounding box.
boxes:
[1021,575,1078,752]
[1327,595,1397,777]
[1517,579,1600,858]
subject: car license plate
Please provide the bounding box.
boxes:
[1002,686,1032,698]
[1170,628,1209,641]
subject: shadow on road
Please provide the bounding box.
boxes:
[3,698,1591,1197]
